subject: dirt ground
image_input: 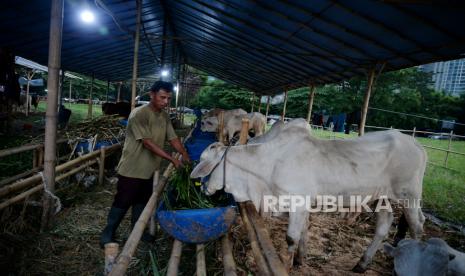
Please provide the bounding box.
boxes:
[1,178,464,275]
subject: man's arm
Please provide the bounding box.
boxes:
[169,138,191,164]
[142,138,182,168]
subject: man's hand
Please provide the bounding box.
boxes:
[171,158,183,169]
[182,152,191,164]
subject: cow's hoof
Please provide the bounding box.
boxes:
[352,263,367,273]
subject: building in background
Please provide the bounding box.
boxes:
[419,58,465,96]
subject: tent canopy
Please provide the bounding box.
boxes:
[2,0,465,94]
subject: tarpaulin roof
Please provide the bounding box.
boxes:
[2,0,465,94]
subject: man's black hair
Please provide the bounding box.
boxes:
[150,81,173,93]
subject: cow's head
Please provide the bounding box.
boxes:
[201,116,219,132]
[190,142,227,195]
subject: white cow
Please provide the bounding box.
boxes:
[223,112,266,142]
[201,108,247,133]
[191,127,427,271]
[247,118,308,145]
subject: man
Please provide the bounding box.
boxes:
[100,80,190,247]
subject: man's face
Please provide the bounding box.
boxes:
[150,89,172,111]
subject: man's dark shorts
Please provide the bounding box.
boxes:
[112,175,153,209]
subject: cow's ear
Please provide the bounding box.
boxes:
[190,159,220,178]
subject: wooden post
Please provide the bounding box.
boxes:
[98,146,106,185]
[59,70,65,109]
[359,68,376,136]
[265,96,271,121]
[166,240,183,276]
[130,0,141,111]
[244,202,288,275]
[258,96,262,113]
[239,118,249,144]
[41,0,64,231]
[116,82,121,102]
[221,234,237,276]
[25,70,35,116]
[88,73,94,119]
[218,111,225,144]
[196,244,207,276]
[412,127,416,138]
[251,93,255,113]
[149,171,160,236]
[306,84,316,123]
[237,119,271,275]
[281,90,288,121]
[33,148,38,169]
[106,80,110,102]
[68,79,72,108]
[37,145,44,168]
[444,130,453,168]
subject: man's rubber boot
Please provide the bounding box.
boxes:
[132,204,155,243]
[100,207,127,248]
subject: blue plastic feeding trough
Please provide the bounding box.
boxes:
[157,194,237,244]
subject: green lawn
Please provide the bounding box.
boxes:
[36,102,103,124]
[309,127,465,224]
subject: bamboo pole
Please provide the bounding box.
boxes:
[116,82,121,102]
[130,0,141,111]
[265,96,271,122]
[106,80,110,102]
[41,0,64,231]
[0,185,43,211]
[166,239,183,276]
[0,167,41,188]
[33,148,38,169]
[237,121,270,275]
[306,84,316,123]
[0,139,66,159]
[244,202,288,275]
[149,171,160,236]
[359,68,376,136]
[68,80,72,108]
[218,111,225,144]
[239,118,249,144]
[196,244,207,276]
[25,71,35,117]
[251,93,255,113]
[238,202,271,275]
[0,144,120,198]
[221,234,237,276]
[0,159,98,211]
[88,73,94,119]
[281,90,288,121]
[98,146,106,186]
[444,130,453,168]
[110,155,179,276]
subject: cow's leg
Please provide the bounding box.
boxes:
[403,206,424,240]
[295,216,309,265]
[285,209,309,269]
[353,209,393,273]
[393,213,408,245]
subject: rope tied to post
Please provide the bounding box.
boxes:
[38,171,62,214]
